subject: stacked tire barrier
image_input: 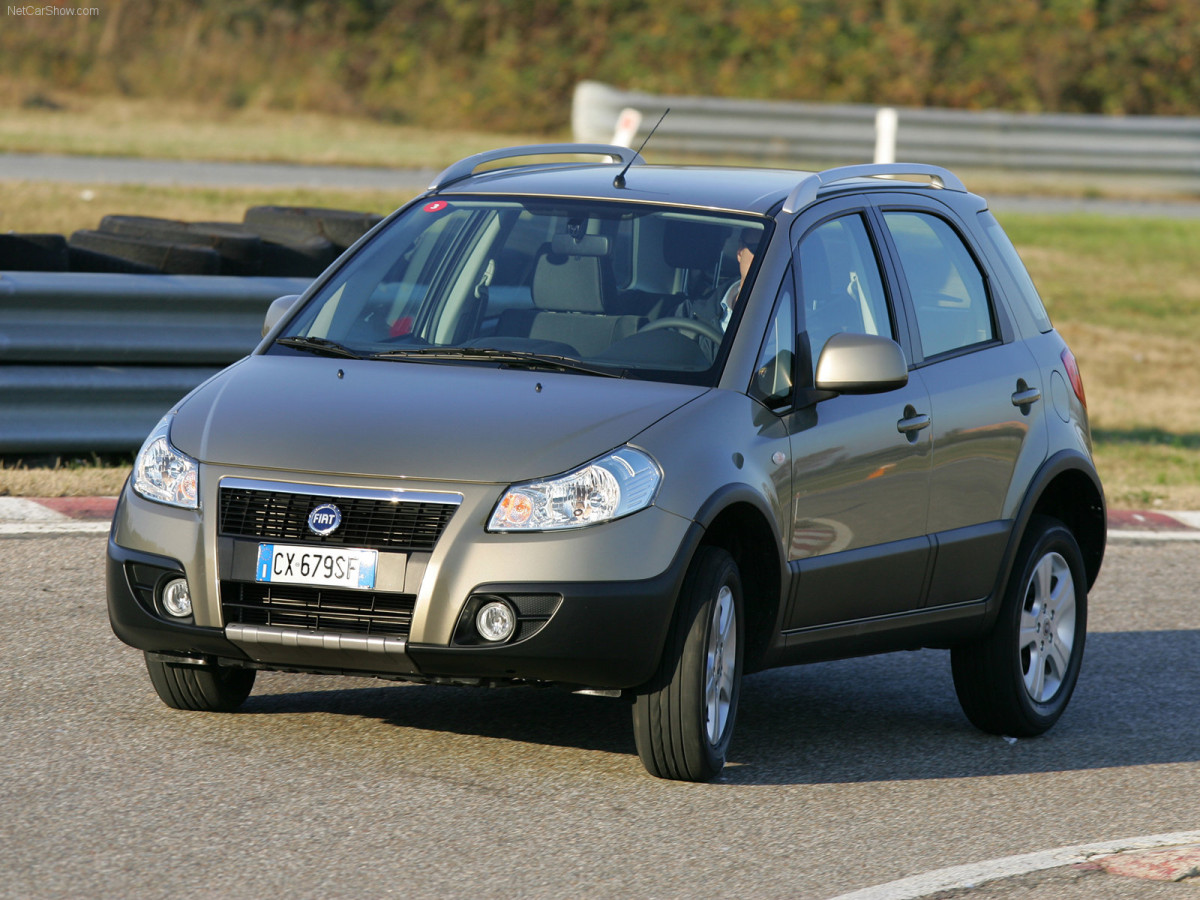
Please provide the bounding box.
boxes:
[1,206,382,455]
[0,206,382,277]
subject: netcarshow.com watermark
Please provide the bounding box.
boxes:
[8,5,100,14]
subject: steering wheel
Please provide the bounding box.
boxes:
[638,316,724,345]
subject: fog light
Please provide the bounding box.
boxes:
[475,600,516,643]
[161,578,192,618]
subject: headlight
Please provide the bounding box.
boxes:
[487,447,661,532]
[132,414,199,509]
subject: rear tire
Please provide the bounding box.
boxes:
[632,546,743,781]
[952,515,1087,736]
[144,653,255,712]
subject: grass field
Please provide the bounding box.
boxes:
[998,214,1200,509]
[2,105,1198,509]
[0,180,408,237]
[0,98,549,169]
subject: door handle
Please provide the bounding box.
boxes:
[1011,380,1041,410]
[897,408,931,436]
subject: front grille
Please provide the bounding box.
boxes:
[221,581,415,638]
[219,485,457,552]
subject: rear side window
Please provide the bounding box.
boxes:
[978,210,1054,334]
[883,211,995,358]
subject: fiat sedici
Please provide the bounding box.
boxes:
[108,145,1105,781]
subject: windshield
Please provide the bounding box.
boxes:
[273,196,769,385]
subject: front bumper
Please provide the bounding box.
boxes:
[107,472,702,689]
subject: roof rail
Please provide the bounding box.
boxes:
[428,143,645,192]
[782,163,966,214]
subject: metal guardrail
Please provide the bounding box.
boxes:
[1,272,311,454]
[2,365,222,454]
[572,80,1200,179]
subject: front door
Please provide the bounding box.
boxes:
[783,204,933,630]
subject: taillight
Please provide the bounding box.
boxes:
[1061,348,1087,410]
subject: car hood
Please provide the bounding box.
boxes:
[171,355,706,483]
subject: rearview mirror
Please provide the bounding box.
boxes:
[814,332,908,394]
[262,294,301,337]
[550,234,610,256]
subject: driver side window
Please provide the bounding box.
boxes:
[796,215,892,380]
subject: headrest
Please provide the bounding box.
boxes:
[531,250,607,312]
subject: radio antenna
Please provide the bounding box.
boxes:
[613,107,670,189]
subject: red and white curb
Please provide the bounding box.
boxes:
[1108,509,1200,541]
[825,831,1200,899]
[0,496,116,534]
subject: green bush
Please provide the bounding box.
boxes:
[6,0,1200,132]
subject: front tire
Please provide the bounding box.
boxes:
[952,515,1087,736]
[632,546,743,781]
[144,653,256,712]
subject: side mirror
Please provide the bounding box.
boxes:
[262,294,301,337]
[814,332,908,394]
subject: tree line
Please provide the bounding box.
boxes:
[5,0,1199,132]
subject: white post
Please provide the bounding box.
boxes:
[611,108,644,148]
[874,107,898,164]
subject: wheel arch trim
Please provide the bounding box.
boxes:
[986,449,1106,628]
[689,483,789,673]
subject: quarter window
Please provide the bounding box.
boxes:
[749,267,795,409]
[883,211,995,357]
[978,210,1053,334]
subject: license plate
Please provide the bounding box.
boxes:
[255,543,378,590]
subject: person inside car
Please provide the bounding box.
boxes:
[716,227,758,331]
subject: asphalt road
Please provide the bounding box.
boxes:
[2,533,1197,899]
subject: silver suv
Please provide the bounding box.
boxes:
[108,145,1106,781]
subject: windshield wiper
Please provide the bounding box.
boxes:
[371,347,623,378]
[275,336,364,359]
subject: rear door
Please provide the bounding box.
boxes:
[872,197,1049,608]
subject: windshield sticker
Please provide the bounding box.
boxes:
[423,201,449,213]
